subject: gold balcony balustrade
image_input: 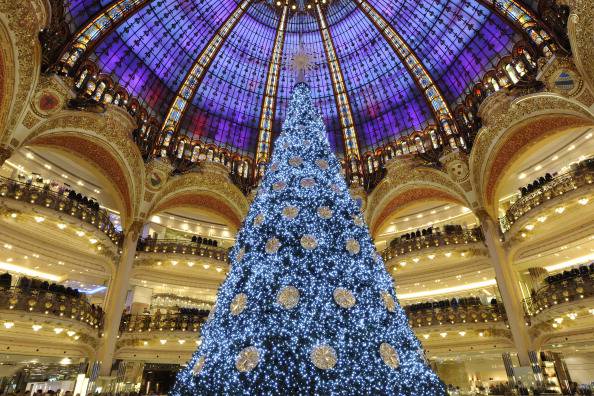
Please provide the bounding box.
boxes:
[381,226,484,262]
[136,238,229,263]
[405,299,506,328]
[119,311,209,334]
[0,177,123,244]
[0,285,103,329]
[501,160,594,233]
[524,268,594,318]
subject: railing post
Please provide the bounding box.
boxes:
[95,220,144,376]
[478,210,533,367]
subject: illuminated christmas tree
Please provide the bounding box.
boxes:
[171,82,446,395]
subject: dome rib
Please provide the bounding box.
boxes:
[477,0,557,55]
[160,0,253,144]
[58,0,152,72]
[315,4,361,161]
[354,0,458,143]
[255,6,289,167]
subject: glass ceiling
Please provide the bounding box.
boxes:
[65,0,521,156]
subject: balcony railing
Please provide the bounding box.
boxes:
[0,286,103,329]
[119,312,209,334]
[405,301,506,328]
[524,272,594,317]
[381,227,484,262]
[501,163,594,233]
[0,177,123,245]
[136,238,229,263]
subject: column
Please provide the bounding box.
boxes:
[96,220,144,376]
[478,211,533,366]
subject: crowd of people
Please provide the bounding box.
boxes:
[389,224,473,247]
[544,262,594,285]
[190,235,219,247]
[405,296,499,313]
[518,172,554,197]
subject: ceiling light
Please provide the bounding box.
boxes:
[554,317,563,324]
[3,322,14,329]
[518,173,526,180]
[171,261,178,266]
[178,339,186,345]
[66,330,76,337]
[478,332,484,337]
[458,331,466,336]
[54,327,64,334]
[216,267,222,272]
[25,152,34,159]
[555,206,565,214]
[399,261,407,267]
[0,262,61,281]
[89,238,97,244]
[74,335,80,340]
[76,230,85,237]
[10,212,17,218]
[57,223,67,229]
[427,254,435,260]
[203,264,210,269]
[143,341,148,346]
[32,324,42,331]
[160,339,167,345]
[34,216,45,223]
[412,258,419,263]
[578,198,589,205]
[444,252,452,257]
[567,313,577,320]
[59,357,71,365]
[537,216,547,223]
[187,262,194,267]
[440,332,447,338]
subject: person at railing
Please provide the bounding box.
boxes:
[519,172,555,197]
[544,262,594,285]
[0,272,11,289]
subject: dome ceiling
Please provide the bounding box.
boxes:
[64,0,527,157]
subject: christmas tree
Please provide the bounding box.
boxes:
[171,82,446,395]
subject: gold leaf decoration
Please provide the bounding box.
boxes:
[230,293,247,316]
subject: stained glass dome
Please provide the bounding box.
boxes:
[61,0,549,159]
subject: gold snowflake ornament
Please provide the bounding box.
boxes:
[236,247,245,263]
[300,234,318,250]
[379,343,400,369]
[254,213,265,227]
[230,293,247,316]
[282,205,299,219]
[352,214,365,227]
[192,356,206,376]
[273,181,286,191]
[265,237,281,254]
[333,287,356,309]
[270,162,279,172]
[311,345,337,370]
[316,159,329,170]
[277,286,300,309]
[346,238,360,255]
[236,346,260,372]
[317,206,333,219]
[300,178,316,188]
[381,291,396,313]
[289,156,303,167]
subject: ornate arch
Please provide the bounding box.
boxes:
[469,92,594,217]
[366,159,469,237]
[561,0,594,93]
[147,167,249,231]
[0,0,46,145]
[21,107,145,226]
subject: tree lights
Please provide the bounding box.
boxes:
[171,83,445,395]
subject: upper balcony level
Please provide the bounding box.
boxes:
[0,176,122,247]
[136,238,229,264]
[500,158,594,236]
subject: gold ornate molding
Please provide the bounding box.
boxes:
[366,156,469,236]
[0,0,46,145]
[469,92,594,216]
